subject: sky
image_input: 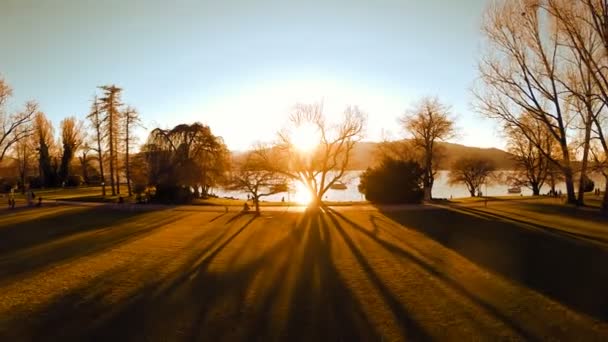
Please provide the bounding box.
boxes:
[0,0,498,151]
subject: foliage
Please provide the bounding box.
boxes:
[59,117,84,184]
[358,158,424,204]
[144,122,229,203]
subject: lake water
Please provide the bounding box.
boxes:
[212,171,607,202]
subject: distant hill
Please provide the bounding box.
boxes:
[231,141,516,170]
[349,141,516,170]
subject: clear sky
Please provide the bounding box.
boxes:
[0,0,498,151]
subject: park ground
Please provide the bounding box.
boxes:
[1,192,608,340]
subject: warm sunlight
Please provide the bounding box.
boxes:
[293,180,314,205]
[291,122,320,153]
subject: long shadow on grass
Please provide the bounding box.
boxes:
[0,207,183,283]
[379,206,608,322]
[322,211,432,341]
[326,208,534,340]
[21,211,397,340]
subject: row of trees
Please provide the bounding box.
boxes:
[0,79,142,196]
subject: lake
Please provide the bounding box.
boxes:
[212,170,607,202]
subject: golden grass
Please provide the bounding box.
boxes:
[0,203,606,340]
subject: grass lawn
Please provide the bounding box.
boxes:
[0,201,607,340]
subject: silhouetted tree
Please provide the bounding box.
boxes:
[449,157,496,197]
[145,122,229,203]
[227,148,289,214]
[261,102,366,207]
[58,117,83,184]
[358,158,424,204]
[34,112,57,187]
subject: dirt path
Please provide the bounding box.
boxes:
[0,206,606,340]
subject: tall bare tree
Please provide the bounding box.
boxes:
[0,78,37,163]
[400,97,455,200]
[262,103,366,206]
[87,96,106,196]
[545,0,608,211]
[98,85,123,196]
[123,106,142,197]
[475,0,577,204]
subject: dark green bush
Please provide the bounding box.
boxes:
[358,158,424,204]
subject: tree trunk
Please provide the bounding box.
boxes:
[532,183,540,196]
[577,119,592,206]
[254,196,260,214]
[126,131,131,197]
[563,168,576,204]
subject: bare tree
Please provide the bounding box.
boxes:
[87,96,106,196]
[12,121,36,193]
[504,114,553,195]
[262,103,366,207]
[475,0,577,204]
[98,85,123,196]
[123,106,142,197]
[400,97,455,200]
[544,0,608,211]
[0,78,38,163]
[227,148,289,214]
[449,157,496,197]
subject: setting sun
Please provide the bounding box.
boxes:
[291,122,320,153]
[293,180,314,205]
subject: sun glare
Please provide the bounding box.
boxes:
[291,123,319,152]
[293,181,314,205]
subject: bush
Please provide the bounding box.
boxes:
[27,176,43,189]
[66,175,84,187]
[358,158,424,204]
[150,184,195,204]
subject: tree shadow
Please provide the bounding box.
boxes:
[325,208,534,340]
[378,206,608,321]
[13,211,399,340]
[0,207,181,283]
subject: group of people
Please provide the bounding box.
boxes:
[594,188,603,196]
[7,189,42,209]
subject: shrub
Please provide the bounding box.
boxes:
[358,158,424,204]
[150,184,195,204]
[27,176,43,189]
[66,175,84,187]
